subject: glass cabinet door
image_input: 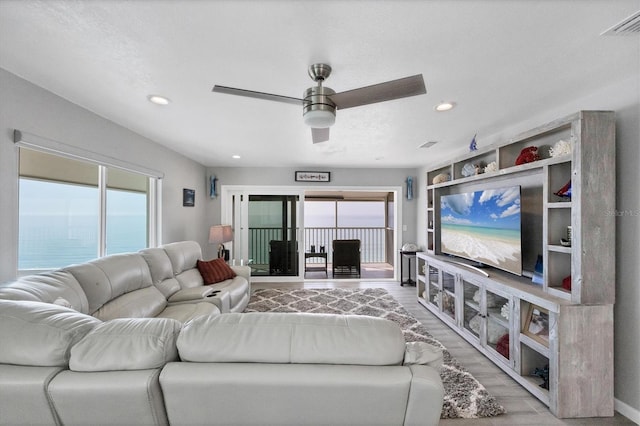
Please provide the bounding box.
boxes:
[425,263,440,310]
[462,279,481,341]
[484,287,511,365]
[441,270,456,321]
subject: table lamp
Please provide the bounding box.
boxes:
[209,225,233,261]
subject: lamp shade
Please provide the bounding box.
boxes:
[209,225,233,245]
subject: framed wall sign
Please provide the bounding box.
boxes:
[295,171,330,182]
[183,188,195,207]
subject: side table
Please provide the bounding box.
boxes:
[305,252,328,277]
[400,250,418,286]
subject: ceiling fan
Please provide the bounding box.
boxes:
[212,64,426,143]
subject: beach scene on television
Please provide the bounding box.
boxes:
[440,186,522,275]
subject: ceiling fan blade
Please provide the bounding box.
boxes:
[312,128,330,144]
[329,74,426,110]
[212,85,303,106]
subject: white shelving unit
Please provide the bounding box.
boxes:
[418,111,615,418]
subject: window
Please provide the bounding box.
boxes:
[18,148,155,270]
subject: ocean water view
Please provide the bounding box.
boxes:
[19,215,147,270]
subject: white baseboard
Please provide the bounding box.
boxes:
[615,398,640,425]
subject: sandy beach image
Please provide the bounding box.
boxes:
[441,225,522,273]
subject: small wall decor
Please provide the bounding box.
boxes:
[209,175,217,199]
[469,134,478,151]
[522,304,550,347]
[183,188,195,207]
[295,171,330,182]
[406,176,414,200]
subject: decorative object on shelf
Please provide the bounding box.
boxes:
[532,364,550,390]
[549,139,572,157]
[483,161,498,173]
[500,302,509,320]
[183,188,195,207]
[515,146,541,165]
[469,134,478,151]
[210,175,218,197]
[523,304,550,347]
[406,176,414,200]
[295,171,330,182]
[473,290,502,308]
[461,162,479,177]
[532,255,544,285]
[562,275,572,291]
[469,314,505,344]
[209,224,234,261]
[496,333,510,359]
[432,173,450,184]
[554,179,572,199]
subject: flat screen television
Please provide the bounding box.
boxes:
[440,185,522,276]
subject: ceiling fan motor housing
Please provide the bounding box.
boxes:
[303,85,336,128]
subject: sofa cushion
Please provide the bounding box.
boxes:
[93,286,168,321]
[162,241,202,275]
[66,253,154,315]
[0,300,101,366]
[0,270,90,313]
[139,247,181,298]
[70,318,181,371]
[197,258,236,284]
[156,302,221,323]
[177,312,406,366]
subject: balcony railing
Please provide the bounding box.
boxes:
[248,227,387,265]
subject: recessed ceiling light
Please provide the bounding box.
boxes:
[231,155,241,159]
[435,101,455,112]
[147,95,171,105]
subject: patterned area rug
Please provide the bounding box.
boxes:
[246,287,506,419]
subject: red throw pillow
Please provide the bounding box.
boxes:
[197,258,236,284]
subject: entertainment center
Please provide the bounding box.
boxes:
[417,111,615,418]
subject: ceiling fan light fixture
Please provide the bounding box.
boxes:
[304,109,336,128]
[303,85,336,128]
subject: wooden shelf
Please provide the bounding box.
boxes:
[419,111,615,418]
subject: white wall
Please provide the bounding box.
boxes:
[204,166,419,260]
[0,68,210,282]
[418,75,640,418]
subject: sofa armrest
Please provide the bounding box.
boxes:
[403,364,445,426]
[167,287,214,303]
[230,265,251,283]
[403,342,443,368]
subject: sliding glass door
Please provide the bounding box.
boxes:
[225,190,300,277]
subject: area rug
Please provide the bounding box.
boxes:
[246,287,506,419]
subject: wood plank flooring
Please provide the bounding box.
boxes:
[251,280,635,426]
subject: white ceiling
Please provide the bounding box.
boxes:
[1,1,638,169]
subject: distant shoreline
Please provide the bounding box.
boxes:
[441,227,521,274]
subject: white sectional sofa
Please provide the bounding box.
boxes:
[0,240,445,425]
[0,241,251,321]
[0,300,445,426]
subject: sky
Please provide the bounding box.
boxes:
[440,186,521,229]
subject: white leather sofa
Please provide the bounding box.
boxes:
[0,241,251,322]
[0,300,445,426]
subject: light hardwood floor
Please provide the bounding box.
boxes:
[252,280,635,426]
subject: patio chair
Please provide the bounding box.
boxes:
[269,240,298,276]
[332,239,361,278]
